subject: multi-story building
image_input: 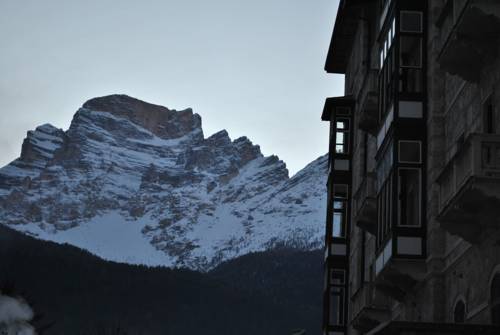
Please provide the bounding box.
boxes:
[321,0,500,334]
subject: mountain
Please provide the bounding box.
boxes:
[0,94,327,271]
[0,224,323,335]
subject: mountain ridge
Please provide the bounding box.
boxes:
[0,94,327,271]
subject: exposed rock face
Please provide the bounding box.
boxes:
[0,94,327,271]
[82,95,202,140]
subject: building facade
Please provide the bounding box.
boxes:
[322,0,500,334]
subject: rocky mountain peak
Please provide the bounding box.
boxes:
[0,95,327,271]
[82,94,202,140]
[206,130,232,146]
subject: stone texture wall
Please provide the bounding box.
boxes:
[340,0,500,331]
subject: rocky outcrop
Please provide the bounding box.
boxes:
[0,94,327,270]
[82,95,202,140]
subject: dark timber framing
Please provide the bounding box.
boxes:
[322,0,500,334]
[322,96,354,335]
[374,0,428,277]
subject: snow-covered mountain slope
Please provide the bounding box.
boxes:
[0,94,327,270]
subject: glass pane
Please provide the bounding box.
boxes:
[399,68,422,93]
[329,293,341,325]
[335,132,349,154]
[399,169,421,226]
[392,18,396,39]
[385,178,391,233]
[336,132,344,144]
[336,118,349,130]
[454,301,466,323]
[399,101,423,118]
[331,270,345,285]
[493,305,500,326]
[492,275,500,325]
[401,11,422,33]
[334,184,348,199]
[333,212,344,237]
[400,36,422,68]
[399,141,422,163]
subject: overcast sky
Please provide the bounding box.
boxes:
[0,0,343,175]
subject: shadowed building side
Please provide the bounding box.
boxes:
[321,0,500,334]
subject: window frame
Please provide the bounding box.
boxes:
[332,184,349,238]
[491,274,500,325]
[397,167,422,227]
[400,10,423,33]
[335,117,350,154]
[399,36,423,69]
[329,269,346,326]
[453,299,466,323]
[398,140,422,164]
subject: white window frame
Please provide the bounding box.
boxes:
[335,118,350,154]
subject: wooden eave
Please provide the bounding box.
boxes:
[324,0,376,74]
[321,96,355,121]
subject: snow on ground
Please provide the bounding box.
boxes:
[11,213,175,267]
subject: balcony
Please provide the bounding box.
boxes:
[351,283,390,333]
[437,133,500,243]
[437,0,500,82]
[357,69,379,135]
[353,172,377,235]
[373,239,426,301]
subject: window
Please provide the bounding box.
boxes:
[400,36,422,68]
[379,16,396,120]
[335,118,350,154]
[399,68,423,93]
[377,174,393,248]
[358,231,366,289]
[392,18,396,40]
[400,11,423,33]
[399,101,423,118]
[329,270,346,326]
[399,141,422,163]
[398,168,421,227]
[363,133,368,174]
[492,274,500,325]
[454,300,466,323]
[333,184,348,238]
[484,96,495,134]
[376,141,394,192]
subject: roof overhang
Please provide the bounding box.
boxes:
[321,96,355,121]
[325,0,376,74]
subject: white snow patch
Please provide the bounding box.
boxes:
[12,213,175,267]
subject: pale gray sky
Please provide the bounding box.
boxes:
[0,0,343,175]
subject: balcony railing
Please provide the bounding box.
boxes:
[437,0,500,82]
[437,133,500,242]
[353,172,377,234]
[438,133,500,214]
